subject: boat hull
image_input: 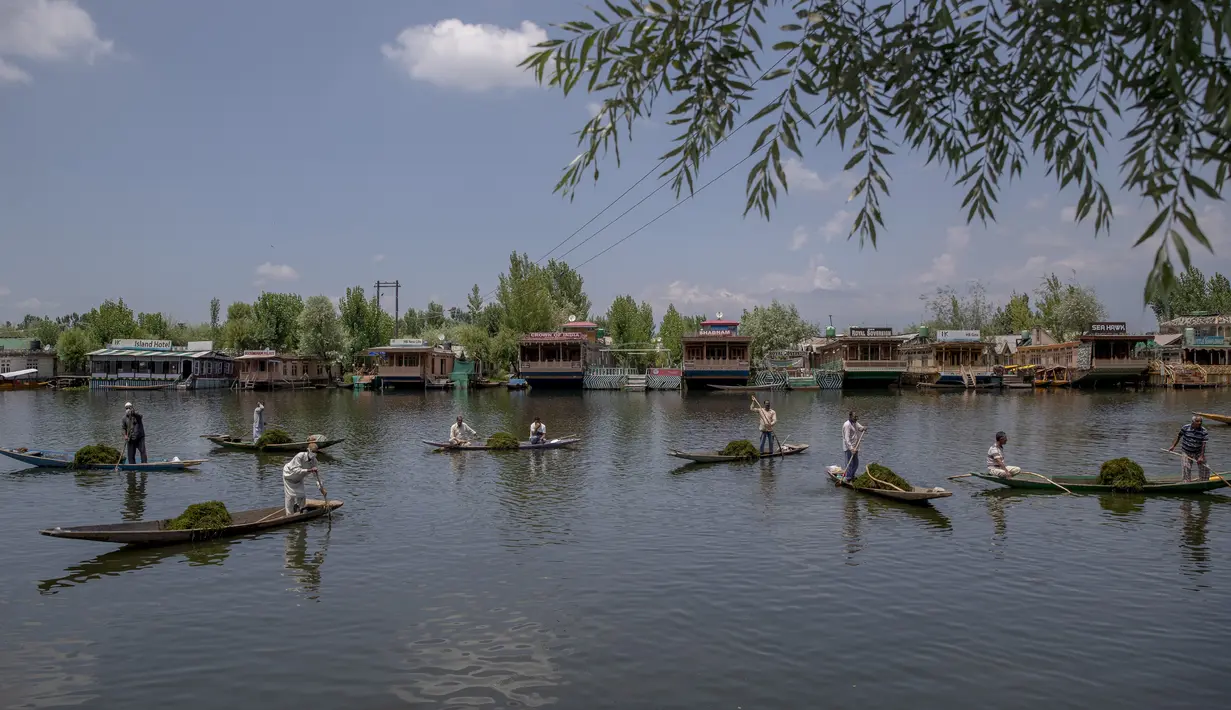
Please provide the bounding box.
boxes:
[202,436,343,453]
[1193,411,1231,425]
[706,384,777,392]
[40,500,343,546]
[0,448,205,471]
[826,470,951,504]
[424,437,581,451]
[668,443,809,464]
[970,472,1228,493]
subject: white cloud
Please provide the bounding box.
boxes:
[372,254,385,263]
[820,209,853,242]
[946,226,971,250]
[789,225,808,251]
[1059,206,1077,222]
[1027,194,1049,210]
[761,253,844,293]
[16,297,41,309]
[585,101,602,118]
[0,0,113,85]
[381,19,546,92]
[254,262,299,284]
[657,280,755,311]
[918,253,956,284]
[783,158,835,193]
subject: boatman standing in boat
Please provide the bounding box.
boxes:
[450,416,477,446]
[253,401,266,442]
[121,402,148,464]
[842,411,866,481]
[282,435,325,515]
[750,396,778,454]
[987,431,1021,478]
[530,417,546,445]
[1169,415,1211,481]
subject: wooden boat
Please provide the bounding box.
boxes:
[472,379,504,389]
[1192,411,1231,425]
[506,378,528,390]
[668,443,809,463]
[0,447,206,471]
[425,378,455,389]
[423,437,581,451]
[708,383,777,392]
[39,499,343,546]
[825,467,952,504]
[109,383,172,391]
[201,435,344,452]
[969,471,1229,493]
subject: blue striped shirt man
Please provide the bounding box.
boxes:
[1178,423,1208,457]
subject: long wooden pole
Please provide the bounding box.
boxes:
[1016,471,1072,494]
[863,466,906,492]
[1161,448,1229,490]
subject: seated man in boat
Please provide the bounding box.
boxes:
[1169,415,1211,481]
[122,402,148,464]
[987,432,1021,478]
[750,396,778,454]
[450,416,477,446]
[282,436,325,515]
[530,417,546,445]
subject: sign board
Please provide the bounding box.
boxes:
[242,350,278,357]
[648,368,682,376]
[1088,322,1127,334]
[696,329,737,337]
[110,339,172,350]
[186,341,214,351]
[388,338,428,347]
[521,332,587,341]
[848,327,893,338]
[1194,335,1225,346]
[935,330,981,343]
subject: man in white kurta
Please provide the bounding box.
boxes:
[450,416,477,445]
[253,401,266,442]
[282,438,325,514]
[530,417,546,444]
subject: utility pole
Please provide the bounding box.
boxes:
[375,280,401,338]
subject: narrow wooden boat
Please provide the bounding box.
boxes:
[825,467,952,504]
[472,379,504,388]
[1192,411,1231,425]
[39,499,343,546]
[708,383,777,392]
[423,437,581,451]
[201,435,344,452]
[668,443,809,464]
[425,378,455,389]
[0,447,206,471]
[969,472,1229,493]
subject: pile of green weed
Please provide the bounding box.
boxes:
[852,463,913,491]
[486,432,520,450]
[164,501,232,531]
[720,439,760,460]
[72,444,122,469]
[256,429,293,447]
[1096,458,1148,492]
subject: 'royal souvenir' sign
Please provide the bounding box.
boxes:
[848,327,893,338]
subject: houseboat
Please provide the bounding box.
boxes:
[0,338,56,389]
[517,321,601,388]
[1073,322,1151,387]
[1148,315,1231,387]
[365,338,456,389]
[681,316,751,388]
[807,326,909,389]
[902,329,998,388]
[1012,329,1078,387]
[234,350,331,390]
[88,340,235,390]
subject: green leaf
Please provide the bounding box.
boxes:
[1134,210,1170,247]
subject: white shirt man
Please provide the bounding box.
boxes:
[530,418,546,444]
[841,412,867,481]
[450,417,477,445]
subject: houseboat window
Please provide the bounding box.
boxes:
[729,345,747,360]
[292,362,298,377]
[431,358,436,374]
[27,359,39,371]
[686,345,703,360]
[569,345,581,361]
[317,364,323,376]
[0,362,7,373]
[520,345,540,362]
[705,344,726,360]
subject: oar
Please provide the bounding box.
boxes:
[863,465,906,492]
[947,473,975,480]
[115,437,125,472]
[1016,471,1073,494]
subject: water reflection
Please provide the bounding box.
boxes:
[122,472,147,521]
[864,497,953,531]
[1097,494,1146,517]
[391,601,568,707]
[1179,498,1212,580]
[840,492,862,562]
[0,639,97,708]
[38,542,232,595]
[494,450,583,548]
[283,524,329,601]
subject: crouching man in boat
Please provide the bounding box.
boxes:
[282,435,325,515]
[987,431,1021,478]
[450,416,477,446]
[750,396,778,454]
[1169,415,1211,481]
[530,417,546,445]
[122,402,148,464]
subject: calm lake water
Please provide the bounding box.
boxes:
[1,386,1230,709]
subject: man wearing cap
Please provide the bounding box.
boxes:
[282,435,325,514]
[121,402,147,464]
[529,417,547,445]
[1170,415,1211,481]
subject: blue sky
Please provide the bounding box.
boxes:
[1,0,1228,332]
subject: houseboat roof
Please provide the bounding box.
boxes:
[1152,333,1183,347]
[519,331,590,342]
[1078,333,1153,342]
[234,351,323,360]
[700,319,740,326]
[562,321,599,328]
[1159,314,1231,327]
[88,348,228,359]
[368,339,451,352]
[682,331,751,341]
[1016,340,1079,351]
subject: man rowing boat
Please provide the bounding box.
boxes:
[987,431,1021,478]
[842,411,866,481]
[1169,415,1210,481]
[750,396,778,454]
[450,416,477,446]
[282,435,325,515]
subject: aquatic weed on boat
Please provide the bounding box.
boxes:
[165,502,233,531]
[486,432,520,450]
[256,429,293,447]
[1096,458,1148,492]
[852,463,913,491]
[720,440,760,460]
[72,444,122,469]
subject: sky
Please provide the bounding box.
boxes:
[1,0,1228,333]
